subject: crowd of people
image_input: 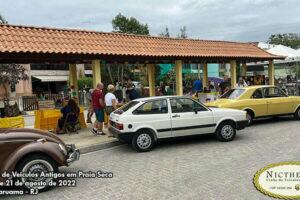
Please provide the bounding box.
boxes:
[86,80,142,136]
[54,74,265,135]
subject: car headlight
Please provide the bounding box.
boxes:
[58,143,68,155]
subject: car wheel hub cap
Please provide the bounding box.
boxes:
[221,125,234,139]
[137,134,151,149]
[21,160,54,190]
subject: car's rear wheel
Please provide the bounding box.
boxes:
[132,130,154,152]
[215,121,236,142]
[294,107,300,120]
[16,154,58,192]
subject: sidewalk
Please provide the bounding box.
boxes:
[23,110,122,154]
[59,126,121,154]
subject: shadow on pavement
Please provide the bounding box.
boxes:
[252,116,297,126]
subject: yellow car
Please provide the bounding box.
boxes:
[206,85,300,125]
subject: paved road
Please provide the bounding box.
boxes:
[4,117,300,200]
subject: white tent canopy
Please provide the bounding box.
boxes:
[258,42,300,60]
[267,45,300,59]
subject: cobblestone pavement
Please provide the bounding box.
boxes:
[4,117,300,200]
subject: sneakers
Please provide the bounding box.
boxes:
[91,128,105,136]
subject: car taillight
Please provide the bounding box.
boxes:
[116,123,123,130]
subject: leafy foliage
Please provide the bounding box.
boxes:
[178,26,188,39]
[161,67,176,86]
[159,26,170,37]
[77,77,93,90]
[112,13,149,35]
[0,14,7,24]
[0,64,28,105]
[268,33,300,49]
[101,63,134,86]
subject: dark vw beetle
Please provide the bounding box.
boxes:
[0,128,80,191]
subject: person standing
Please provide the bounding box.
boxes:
[91,83,105,135]
[105,84,118,137]
[193,79,203,93]
[235,77,248,88]
[86,88,94,124]
[126,83,140,101]
[219,75,230,95]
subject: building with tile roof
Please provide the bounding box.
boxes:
[0,24,285,98]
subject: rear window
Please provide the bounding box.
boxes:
[133,99,168,114]
[114,101,139,114]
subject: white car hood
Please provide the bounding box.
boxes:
[209,107,246,115]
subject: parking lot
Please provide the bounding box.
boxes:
[4,117,300,200]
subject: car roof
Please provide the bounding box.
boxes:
[237,85,276,90]
[134,95,188,102]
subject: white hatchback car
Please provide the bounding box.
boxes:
[109,96,248,152]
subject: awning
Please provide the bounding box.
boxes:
[32,75,68,82]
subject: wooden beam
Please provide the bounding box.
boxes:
[241,62,247,77]
[202,63,208,88]
[92,59,101,88]
[69,64,78,98]
[175,60,183,95]
[230,60,237,88]
[147,64,155,96]
[268,60,275,85]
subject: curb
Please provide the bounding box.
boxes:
[79,140,123,154]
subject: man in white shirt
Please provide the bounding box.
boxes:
[105,84,118,137]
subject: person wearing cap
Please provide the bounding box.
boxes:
[105,84,118,137]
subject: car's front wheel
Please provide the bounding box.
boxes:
[16,154,58,192]
[215,121,236,142]
[294,107,300,120]
[132,130,155,152]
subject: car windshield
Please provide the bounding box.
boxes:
[114,101,139,114]
[220,89,245,99]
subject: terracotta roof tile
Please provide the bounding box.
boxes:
[0,24,284,60]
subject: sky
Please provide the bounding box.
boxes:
[0,0,299,42]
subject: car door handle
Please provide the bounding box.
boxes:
[172,114,180,118]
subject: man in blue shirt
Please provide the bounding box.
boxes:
[193,79,203,93]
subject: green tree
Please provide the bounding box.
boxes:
[112,13,149,35]
[178,26,187,39]
[159,26,170,37]
[268,33,300,49]
[77,77,93,90]
[0,64,28,105]
[0,14,7,24]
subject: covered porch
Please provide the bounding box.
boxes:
[0,24,284,99]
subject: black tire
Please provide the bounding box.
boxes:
[246,111,254,126]
[15,154,58,192]
[132,130,155,152]
[215,121,236,142]
[294,107,300,120]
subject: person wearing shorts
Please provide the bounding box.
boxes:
[105,84,118,137]
[91,83,105,135]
